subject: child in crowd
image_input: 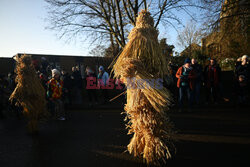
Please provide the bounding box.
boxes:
[235,75,248,105]
[47,69,65,120]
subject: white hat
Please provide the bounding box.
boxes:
[52,69,60,77]
[242,55,248,60]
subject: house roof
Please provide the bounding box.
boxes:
[180,43,201,56]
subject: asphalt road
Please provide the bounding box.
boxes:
[0,106,250,167]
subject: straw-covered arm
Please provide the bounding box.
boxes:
[117,58,172,112]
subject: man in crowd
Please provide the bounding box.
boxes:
[61,70,72,117]
[86,66,98,107]
[191,58,203,105]
[71,66,83,104]
[204,58,221,104]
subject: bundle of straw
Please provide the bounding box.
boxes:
[9,54,47,133]
[112,10,175,165]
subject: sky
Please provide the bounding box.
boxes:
[0,0,197,58]
[0,0,88,58]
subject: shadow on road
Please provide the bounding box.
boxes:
[0,107,250,167]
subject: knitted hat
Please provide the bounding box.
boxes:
[184,58,191,64]
[99,66,104,71]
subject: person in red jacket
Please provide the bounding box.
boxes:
[204,58,221,104]
[176,58,196,112]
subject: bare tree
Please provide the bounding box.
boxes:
[45,0,205,53]
[159,38,175,57]
[199,0,250,34]
[177,20,203,57]
[89,45,106,57]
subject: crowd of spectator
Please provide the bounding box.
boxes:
[0,55,249,119]
[165,55,250,112]
[0,56,112,120]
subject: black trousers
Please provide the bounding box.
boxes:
[206,86,219,103]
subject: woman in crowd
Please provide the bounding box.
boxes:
[176,58,196,112]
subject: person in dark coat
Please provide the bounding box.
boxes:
[191,58,203,105]
[61,70,72,106]
[235,55,250,81]
[71,66,83,104]
[234,75,248,105]
[204,58,221,104]
[85,66,98,107]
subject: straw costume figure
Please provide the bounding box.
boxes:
[10,54,47,133]
[112,10,175,165]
